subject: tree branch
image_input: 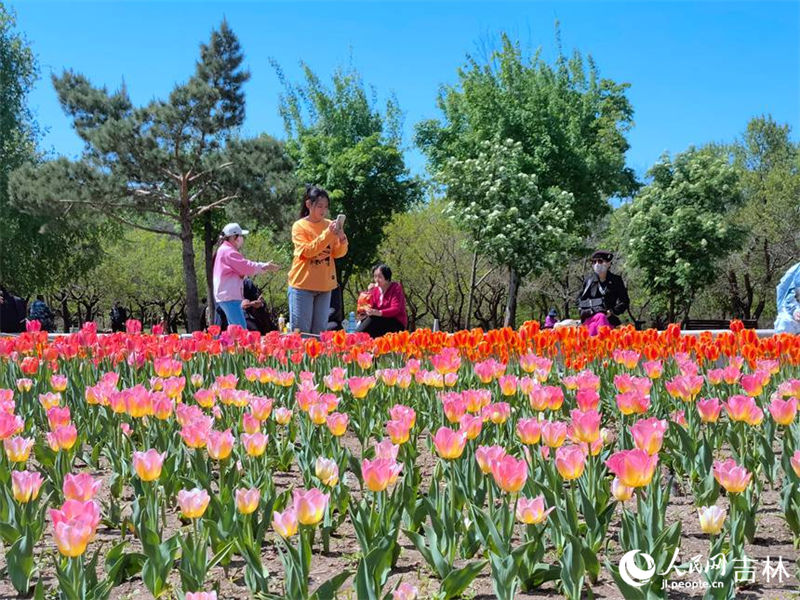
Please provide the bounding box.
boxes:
[191,194,238,218]
[104,211,180,238]
[188,162,233,183]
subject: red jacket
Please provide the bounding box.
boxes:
[369,282,408,328]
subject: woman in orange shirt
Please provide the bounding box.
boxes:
[287,186,348,334]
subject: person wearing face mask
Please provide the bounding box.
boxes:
[213,223,280,330]
[774,261,800,334]
[577,250,630,335]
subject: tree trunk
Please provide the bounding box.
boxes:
[180,216,202,332]
[503,266,520,329]
[204,214,216,326]
[465,250,478,330]
[60,294,70,333]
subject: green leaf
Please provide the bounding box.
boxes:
[7,530,34,594]
[440,560,487,599]
[310,570,352,600]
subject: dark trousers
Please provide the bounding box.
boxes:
[356,316,404,338]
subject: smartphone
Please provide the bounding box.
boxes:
[336,214,346,228]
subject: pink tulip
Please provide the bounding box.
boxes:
[241,432,269,457]
[790,450,800,478]
[541,420,567,448]
[4,436,34,463]
[177,488,210,519]
[206,429,235,460]
[315,457,339,487]
[490,454,528,493]
[555,445,586,481]
[606,449,659,488]
[459,414,483,440]
[133,449,166,482]
[611,477,634,502]
[292,488,329,525]
[696,397,722,423]
[630,417,668,455]
[374,438,400,461]
[326,412,348,436]
[615,391,650,415]
[272,507,298,538]
[12,470,43,503]
[516,418,542,445]
[361,457,402,492]
[516,495,553,524]
[186,593,218,600]
[475,445,507,474]
[63,473,102,501]
[570,409,601,444]
[235,487,260,515]
[712,459,751,494]
[575,388,600,411]
[725,395,764,426]
[432,427,467,460]
[768,396,797,426]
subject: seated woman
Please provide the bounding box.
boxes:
[577,250,630,336]
[774,261,800,334]
[356,264,407,338]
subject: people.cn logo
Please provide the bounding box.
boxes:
[619,550,657,587]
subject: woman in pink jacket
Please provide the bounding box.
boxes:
[356,264,408,337]
[213,223,279,329]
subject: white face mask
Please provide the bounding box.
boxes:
[593,263,608,276]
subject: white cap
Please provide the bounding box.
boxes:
[222,223,249,237]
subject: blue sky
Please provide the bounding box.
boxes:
[10,1,800,179]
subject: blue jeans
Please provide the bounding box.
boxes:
[288,287,331,334]
[217,300,247,329]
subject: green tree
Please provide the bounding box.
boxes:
[720,116,800,321]
[416,33,637,327]
[11,21,294,331]
[1,5,109,299]
[275,62,421,287]
[621,147,743,323]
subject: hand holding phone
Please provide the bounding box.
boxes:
[336,214,346,230]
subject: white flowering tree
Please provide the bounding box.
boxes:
[439,138,577,326]
[417,34,637,328]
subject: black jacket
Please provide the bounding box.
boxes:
[577,272,630,324]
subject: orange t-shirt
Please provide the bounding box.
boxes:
[287,218,348,292]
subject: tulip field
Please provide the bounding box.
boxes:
[1,320,800,599]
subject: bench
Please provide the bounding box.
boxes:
[681,319,758,331]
